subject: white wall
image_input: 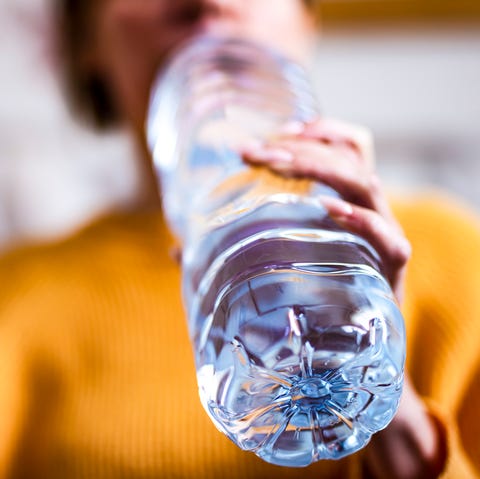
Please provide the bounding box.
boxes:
[0,1,139,249]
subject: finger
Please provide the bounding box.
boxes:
[301,118,376,169]
[277,118,375,169]
[325,200,410,300]
[243,141,407,258]
[364,374,447,479]
[242,139,377,211]
[242,137,398,225]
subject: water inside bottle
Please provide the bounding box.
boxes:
[148,36,405,467]
[187,201,405,466]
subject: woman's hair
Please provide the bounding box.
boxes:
[56,0,119,129]
[57,0,320,129]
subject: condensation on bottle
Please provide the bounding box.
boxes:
[147,36,406,467]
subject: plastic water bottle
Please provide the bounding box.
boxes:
[147,36,405,467]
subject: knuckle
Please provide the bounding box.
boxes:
[363,209,383,233]
[391,238,411,266]
[358,125,373,146]
[367,174,381,192]
[353,127,375,167]
[353,174,377,206]
[359,174,378,199]
[365,174,383,203]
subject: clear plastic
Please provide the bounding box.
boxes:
[147,36,405,467]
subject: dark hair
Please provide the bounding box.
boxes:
[56,0,319,129]
[56,0,119,129]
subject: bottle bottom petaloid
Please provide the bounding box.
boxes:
[195,264,405,466]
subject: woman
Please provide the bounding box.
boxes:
[0,0,479,477]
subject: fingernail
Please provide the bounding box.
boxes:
[242,139,263,151]
[244,146,294,164]
[279,120,305,136]
[340,202,354,216]
[320,196,354,217]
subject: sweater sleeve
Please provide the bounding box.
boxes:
[393,192,480,478]
[0,249,36,478]
[0,325,28,478]
[0,245,63,479]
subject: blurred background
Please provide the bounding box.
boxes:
[1,0,479,251]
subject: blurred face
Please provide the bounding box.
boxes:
[87,0,316,129]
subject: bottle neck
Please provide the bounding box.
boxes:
[147,35,319,239]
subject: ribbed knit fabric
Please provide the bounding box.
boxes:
[0,194,479,478]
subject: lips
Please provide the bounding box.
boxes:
[196,15,240,37]
[167,1,242,39]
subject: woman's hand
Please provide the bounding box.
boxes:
[363,375,446,479]
[241,117,410,302]
[241,118,445,479]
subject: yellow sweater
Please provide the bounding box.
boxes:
[0,194,479,478]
